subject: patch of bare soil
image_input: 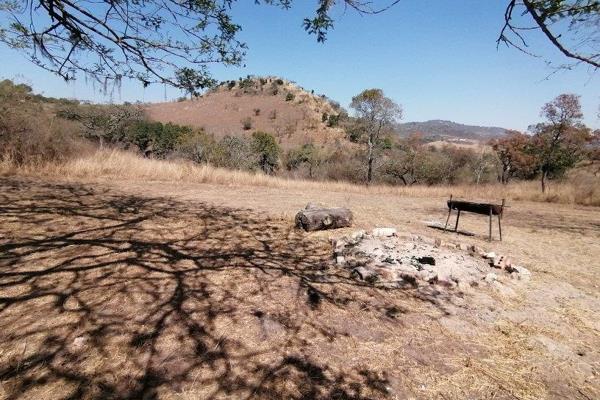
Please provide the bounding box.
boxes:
[0,177,598,399]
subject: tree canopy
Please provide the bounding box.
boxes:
[0,0,597,93]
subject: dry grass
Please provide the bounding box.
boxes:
[1,150,599,399]
[2,148,599,206]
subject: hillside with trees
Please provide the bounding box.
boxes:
[145,77,348,149]
[395,120,507,141]
[2,78,598,201]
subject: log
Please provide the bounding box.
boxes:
[295,206,353,232]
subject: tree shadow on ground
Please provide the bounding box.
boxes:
[0,178,457,400]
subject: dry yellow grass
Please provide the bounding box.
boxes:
[2,149,599,206]
[1,149,599,399]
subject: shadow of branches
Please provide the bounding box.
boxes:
[0,178,453,399]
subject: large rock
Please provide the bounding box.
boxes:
[295,205,353,232]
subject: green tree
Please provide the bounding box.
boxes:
[350,88,402,185]
[529,94,592,192]
[251,131,281,174]
[176,68,216,99]
[286,143,326,178]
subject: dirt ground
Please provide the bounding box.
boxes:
[1,176,599,399]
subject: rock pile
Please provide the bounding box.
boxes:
[332,228,531,290]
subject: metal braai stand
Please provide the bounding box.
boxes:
[443,195,506,241]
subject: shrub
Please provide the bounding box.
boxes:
[285,92,295,102]
[285,143,325,178]
[213,135,258,170]
[322,112,328,123]
[275,79,284,85]
[251,131,281,174]
[253,108,261,116]
[327,114,340,127]
[0,80,88,166]
[174,130,217,164]
[126,121,194,158]
[241,117,253,130]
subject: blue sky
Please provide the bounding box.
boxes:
[1,0,598,131]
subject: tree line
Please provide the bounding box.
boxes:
[1,79,598,193]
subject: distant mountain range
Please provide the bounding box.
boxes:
[394,120,507,141]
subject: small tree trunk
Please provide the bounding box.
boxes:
[366,136,374,185]
[541,169,547,193]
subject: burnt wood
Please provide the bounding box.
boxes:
[295,207,353,232]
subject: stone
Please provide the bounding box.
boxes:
[436,275,457,288]
[468,244,480,254]
[510,266,531,281]
[417,256,436,266]
[352,266,379,282]
[484,273,498,283]
[483,252,496,260]
[336,256,345,265]
[73,336,87,349]
[492,255,505,268]
[372,227,397,237]
[434,238,442,248]
[399,272,418,287]
[350,230,366,241]
[456,243,470,251]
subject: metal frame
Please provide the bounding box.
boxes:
[443,194,505,241]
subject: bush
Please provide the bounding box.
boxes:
[0,80,88,166]
[174,130,217,164]
[241,117,253,130]
[126,121,194,158]
[285,143,325,178]
[253,108,261,116]
[251,131,281,174]
[327,114,340,127]
[213,136,258,170]
[285,92,295,102]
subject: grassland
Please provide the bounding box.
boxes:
[1,150,599,399]
[3,149,599,206]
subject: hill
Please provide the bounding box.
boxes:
[395,120,507,142]
[145,77,347,149]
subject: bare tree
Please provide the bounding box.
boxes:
[2,0,596,93]
[350,88,402,185]
[499,0,600,70]
[0,0,400,91]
